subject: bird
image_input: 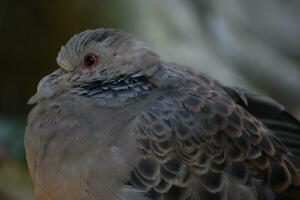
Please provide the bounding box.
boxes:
[25,28,300,200]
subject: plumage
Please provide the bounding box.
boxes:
[25,28,300,200]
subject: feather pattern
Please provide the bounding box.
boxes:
[128,71,300,200]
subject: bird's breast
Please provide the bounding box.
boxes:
[25,92,163,199]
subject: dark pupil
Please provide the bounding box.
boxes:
[86,55,95,66]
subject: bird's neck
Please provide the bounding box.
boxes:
[70,75,153,107]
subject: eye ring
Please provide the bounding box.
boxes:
[83,53,98,68]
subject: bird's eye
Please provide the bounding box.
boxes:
[83,53,98,68]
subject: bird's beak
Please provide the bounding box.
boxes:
[28,68,66,104]
[56,46,74,72]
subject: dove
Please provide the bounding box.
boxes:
[25,28,300,200]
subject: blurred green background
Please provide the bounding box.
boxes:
[0,0,299,199]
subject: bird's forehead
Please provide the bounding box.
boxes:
[56,29,106,71]
[63,30,99,52]
[66,29,128,49]
[57,29,131,67]
[57,29,136,71]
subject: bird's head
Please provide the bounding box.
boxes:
[29,29,161,104]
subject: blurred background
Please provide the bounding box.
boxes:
[0,0,299,199]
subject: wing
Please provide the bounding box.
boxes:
[224,86,300,157]
[128,82,300,200]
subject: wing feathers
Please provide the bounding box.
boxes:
[129,82,300,199]
[224,86,300,157]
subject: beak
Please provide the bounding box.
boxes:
[56,46,74,72]
[28,68,66,104]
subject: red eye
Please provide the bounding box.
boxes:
[83,53,98,68]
